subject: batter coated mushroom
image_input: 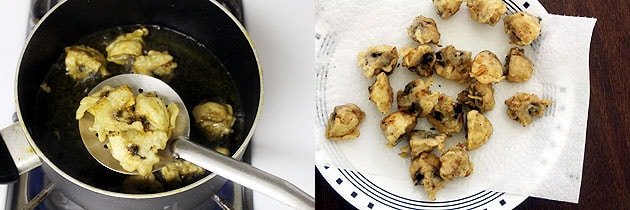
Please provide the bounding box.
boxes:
[396,77,439,117]
[357,45,399,78]
[504,93,553,127]
[439,144,474,181]
[504,12,541,46]
[369,72,394,114]
[64,45,109,81]
[465,110,493,151]
[466,0,507,26]
[407,15,441,46]
[106,27,149,65]
[326,104,366,140]
[470,50,505,84]
[408,130,447,159]
[457,81,495,113]
[433,0,463,19]
[410,152,445,200]
[434,45,473,83]
[427,94,464,134]
[504,47,534,83]
[401,45,436,77]
[381,111,418,147]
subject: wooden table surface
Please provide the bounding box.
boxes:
[315,0,630,209]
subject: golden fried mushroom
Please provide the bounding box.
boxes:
[433,0,463,19]
[407,15,441,46]
[357,45,399,78]
[160,159,206,189]
[106,27,149,64]
[410,152,445,200]
[369,72,394,114]
[133,50,179,79]
[381,111,418,147]
[434,45,473,83]
[325,104,366,140]
[504,47,534,82]
[470,50,505,84]
[504,12,542,46]
[457,81,495,113]
[401,45,436,77]
[396,77,439,117]
[192,101,236,140]
[427,94,464,134]
[439,144,474,181]
[504,93,553,127]
[465,110,493,151]
[64,45,109,81]
[466,0,507,26]
[408,130,447,158]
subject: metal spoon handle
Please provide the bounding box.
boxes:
[172,138,314,210]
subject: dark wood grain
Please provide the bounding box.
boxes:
[315,0,630,209]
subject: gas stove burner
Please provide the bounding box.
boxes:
[21,167,247,210]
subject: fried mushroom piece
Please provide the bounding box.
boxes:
[381,111,418,147]
[434,45,473,83]
[465,110,493,151]
[160,159,206,189]
[408,130,447,159]
[410,153,445,201]
[439,144,474,181]
[357,45,399,78]
[466,0,507,26]
[133,50,179,80]
[504,93,553,127]
[470,50,505,84]
[106,27,149,64]
[396,77,439,117]
[407,16,441,46]
[457,81,495,113]
[504,12,542,46]
[504,47,533,82]
[64,45,109,81]
[193,102,236,141]
[401,45,436,77]
[433,0,463,19]
[325,104,366,140]
[369,72,394,114]
[427,94,464,134]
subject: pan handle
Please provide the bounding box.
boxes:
[0,123,42,184]
[173,137,315,210]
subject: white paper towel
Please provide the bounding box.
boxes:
[315,0,595,203]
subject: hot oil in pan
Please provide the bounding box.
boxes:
[33,25,245,193]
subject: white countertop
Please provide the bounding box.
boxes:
[0,0,314,209]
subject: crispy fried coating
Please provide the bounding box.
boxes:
[401,45,436,77]
[381,111,418,147]
[407,15,441,46]
[465,110,493,151]
[369,72,394,114]
[470,50,505,84]
[325,104,366,140]
[357,45,399,78]
[434,45,473,83]
[504,12,541,46]
[408,130,447,159]
[433,0,463,19]
[466,0,507,26]
[427,94,464,134]
[410,153,445,200]
[439,144,474,181]
[457,81,495,113]
[396,77,439,117]
[504,47,533,82]
[504,93,553,126]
